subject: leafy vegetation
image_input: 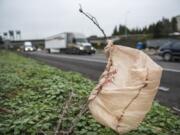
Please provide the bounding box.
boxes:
[0,51,180,135]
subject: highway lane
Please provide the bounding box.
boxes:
[22,52,180,114]
[25,51,180,71]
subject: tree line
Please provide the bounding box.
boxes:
[112,17,178,38]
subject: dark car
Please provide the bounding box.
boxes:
[158,41,180,61]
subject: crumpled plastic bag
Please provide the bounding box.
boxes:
[88,40,163,134]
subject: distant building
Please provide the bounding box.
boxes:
[176,15,180,32]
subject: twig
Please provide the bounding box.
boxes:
[79,4,107,40]
[38,130,48,135]
[66,101,89,134]
[0,107,12,113]
[56,101,89,135]
[54,91,74,135]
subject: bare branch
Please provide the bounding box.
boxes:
[66,102,89,134]
[0,107,12,113]
[38,130,48,135]
[79,4,107,40]
[54,91,74,135]
[58,101,89,135]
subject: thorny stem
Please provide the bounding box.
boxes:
[79,4,107,40]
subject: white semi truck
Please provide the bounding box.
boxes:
[23,41,35,52]
[45,32,96,54]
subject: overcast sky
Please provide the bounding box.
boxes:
[0,0,180,39]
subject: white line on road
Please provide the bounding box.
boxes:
[34,52,107,63]
[31,52,180,73]
[55,55,180,73]
[159,86,170,92]
[173,107,180,112]
[163,68,180,73]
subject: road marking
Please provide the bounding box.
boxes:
[159,86,170,92]
[35,52,107,63]
[54,55,180,72]
[173,107,180,112]
[163,68,180,73]
[30,52,180,73]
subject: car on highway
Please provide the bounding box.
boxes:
[23,41,35,52]
[158,41,180,61]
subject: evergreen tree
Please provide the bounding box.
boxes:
[118,25,123,34]
[153,21,163,38]
[161,18,172,35]
[112,26,118,35]
[118,25,129,35]
[171,17,177,32]
[112,16,178,37]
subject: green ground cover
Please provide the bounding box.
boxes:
[0,51,180,135]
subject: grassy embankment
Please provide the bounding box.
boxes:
[0,51,180,135]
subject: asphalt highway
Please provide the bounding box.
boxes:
[22,51,180,114]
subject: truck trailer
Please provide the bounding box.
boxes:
[45,32,96,54]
